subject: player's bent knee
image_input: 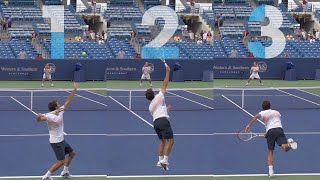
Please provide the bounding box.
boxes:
[70,151,76,157]
[57,160,65,165]
[169,138,174,145]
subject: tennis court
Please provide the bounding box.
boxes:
[0,80,320,180]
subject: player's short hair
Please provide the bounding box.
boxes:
[145,88,155,101]
[48,100,59,111]
[262,100,271,110]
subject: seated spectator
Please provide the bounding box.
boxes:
[182,28,188,40]
[4,0,8,6]
[310,35,315,43]
[206,31,212,44]
[188,30,194,41]
[229,47,238,58]
[134,53,142,59]
[284,52,289,58]
[35,54,43,60]
[98,38,105,44]
[117,48,126,59]
[202,31,207,42]
[75,35,82,42]
[19,49,27,59]
[130,30,136,45]
[197,38,203,45]
[73,53,78,59]
[174,34,181,42]
[90,30,96,41]
[286,33,294,41]
[247,52,255,58]
[316,30,320,40]
[32,31,37,44]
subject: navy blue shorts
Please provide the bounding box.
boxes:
[265,128,287,150]
[153,117,174,140]
[50,140,74,160]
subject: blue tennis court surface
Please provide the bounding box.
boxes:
[0,88,319,177]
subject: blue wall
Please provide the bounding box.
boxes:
[0,59,319,80]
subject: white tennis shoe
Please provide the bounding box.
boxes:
[42,176,53,180]
[61,171,73,178]
[268,170,274,178]
[288,138,298,150]
[159,159,169,171]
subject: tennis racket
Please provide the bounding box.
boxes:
[237,129,265,142]
[160,58,168,67]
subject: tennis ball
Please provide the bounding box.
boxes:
[82,52,87,56]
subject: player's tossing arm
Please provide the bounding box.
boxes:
[245,114,261,132]
[63,83,79,109]
[161,66,170,95]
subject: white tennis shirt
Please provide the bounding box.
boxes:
[259,109,283,132]
[251,66,259,75]
[149,91,169,121]
[45,106,65,143]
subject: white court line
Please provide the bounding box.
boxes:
[0,175,106,179]
[10,97,67,135]
[277,89,320,106]
[85,90,154,128]
[65,91,108,108]
[167,91,214,110]
[296,88,320,98]
[184,90,214,100]
[222,95,265,125]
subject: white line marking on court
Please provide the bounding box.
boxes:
[10,97,37,115]
[296,89,320,98]
[167,91,214,110]
[222,95,265,125]
[0,175,106,179]
[107,133,213,136]
[184,90,214,100]
[65,91,108,107]
[108,175,213,178]
[277,89,320,106]
[85,90,154,127]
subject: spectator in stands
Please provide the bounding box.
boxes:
[98,38,105,44]
[316,30,320,40]
[312,29,316,36]
[75,35,82,42]
[19,49,27,59]
[7,15,12,28]
[1,17,7,31]
[284,52,289,58]
[130,30,136,45]
[83,29,88,40]
[302,29,307,40]
[4,0,8,6]
[243,29,249,45]
[202,31,207,42]
[117,48,126,59]
[174,34,181,42]
[219,14,224,27]
[101,30,105,40]
[229,47,238,58]
[35,54,44,60]
[197,38,203,45]
[32,30,38,45]
[188,30,194,41]
[294,28,301,40]
[206,31,212,45]
[134,53,142,59]
[104,31,108,42]
[90,30,96,41]
[310,35,316,43]
[303,0,308,12]
[92,0,97,14]
[247,52,255,58]
[286,33,293,41]
[73,53,78,59]
[182,28,188,40]
[214,16,219,30]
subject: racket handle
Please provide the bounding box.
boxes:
[164,63,168,67]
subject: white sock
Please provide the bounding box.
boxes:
[268,165,273,172]
[159,156,164,161]
[63,166,68,172]
[44,171,51,177]
[163,155,169,162]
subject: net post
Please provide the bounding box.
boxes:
[241,89,244,109]
[129,90,132,110]
[31,90,33,110]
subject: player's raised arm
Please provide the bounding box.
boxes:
[245,114,261,132]
[63,83,79,109]
[161,66,170,94]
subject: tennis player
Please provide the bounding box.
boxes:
[245,100,297,177]
[246,62,263,86]
[145,65,173,171]
[42,63,54,87]
[140,62,153,87]
[37,83,78,180]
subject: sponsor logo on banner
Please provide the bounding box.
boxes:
[212,65,250,74]
[106,67,137,75]
[257,61,267,72]
[0,66,38,76]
